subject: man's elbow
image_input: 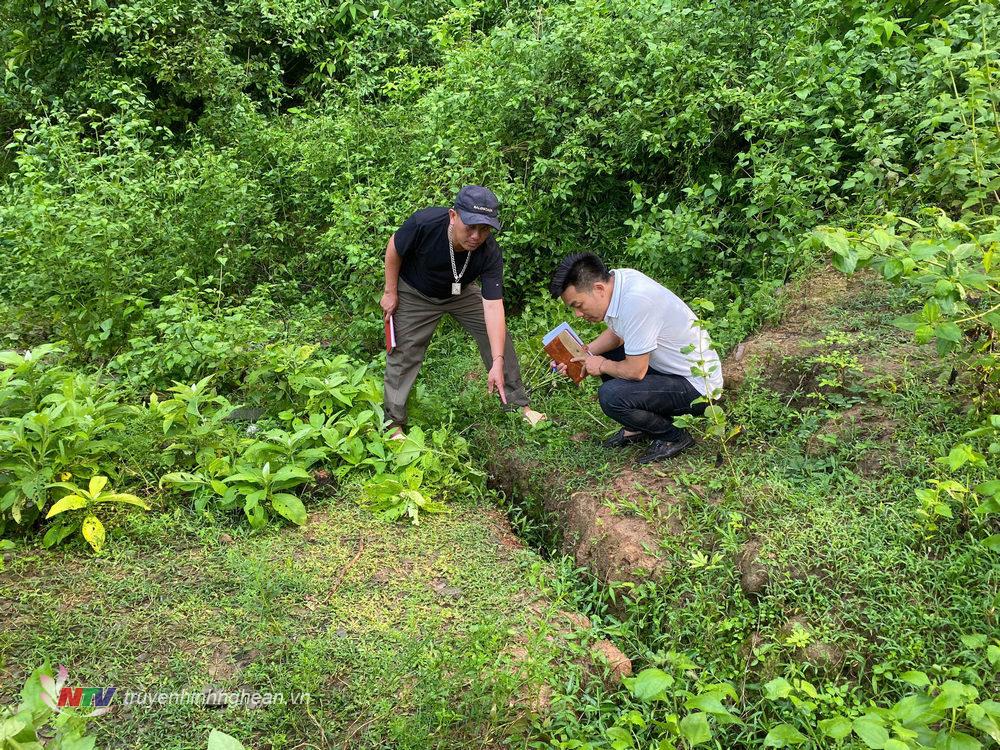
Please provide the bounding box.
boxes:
[625,361,648,380]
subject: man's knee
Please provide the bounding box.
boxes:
[597,379,629,415]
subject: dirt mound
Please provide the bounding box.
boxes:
[560,489,666,583]
[723,267,854,394]
[736,538,769,599]
[488,455,682,584]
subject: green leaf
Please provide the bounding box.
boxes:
[981,700,1000,718]
[244,499,267,529]
[159,472,208,491]
[703,405,726,425]
[763,723,808,747]
[939,445,982,472]
[679,712,712,746]
[224,471,260,485]
[685,692,735,721]
[627,668,674,701]
[934,322,963,343]
[933,680,978,710]
[934,502,954,518]
[816,228,850,254]
[396,430,426,466]
[207,730,247,750]
[0,351,26,367]
[364,477,405,500]
[98,493,151,511]
[883,258,904,279]
[900,670,931,687]
[975,480,1000,497]
[932,730,982,750]
[604,725,633,747]
[60,736,97,750]
[832,249,858,274]
[273,465,313,486]
[45,495,87,518]
[271,493,307,526]
[915,324,935,344]
[0,713,26,739]
[883,741,910,750]
[244,489,266,508]
[893,313,924,332]
[88,475,109,497]
[81,514,106,553]
[763,677,793,700]
[891,694,940,725]
[818,716,853,740]
[968,702,1000,743]
[959,634,987,649]
[42,522,77,548]
[853,715,889,748]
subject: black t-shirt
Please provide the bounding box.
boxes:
[393,207,504,300]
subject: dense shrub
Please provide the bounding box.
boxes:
[4,0,997,355]
[0,111,287,356]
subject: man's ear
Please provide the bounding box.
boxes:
[592,281,608,297]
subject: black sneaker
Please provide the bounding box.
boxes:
[637,433,695,463]
[602,428,649,449]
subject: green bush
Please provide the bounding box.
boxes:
[0,346,132,537]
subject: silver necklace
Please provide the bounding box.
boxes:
[448,225,471,296]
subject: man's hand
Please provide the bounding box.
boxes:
[551,345,594,381]
[380,290,398,321]
[487,358,508,404]
[550,359,569,377]
[571,353,605,378]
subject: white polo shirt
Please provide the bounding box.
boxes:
[604,268,724,397]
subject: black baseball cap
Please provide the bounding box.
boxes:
[454,185,501,231]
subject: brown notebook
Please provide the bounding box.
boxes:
[543,323,587,384]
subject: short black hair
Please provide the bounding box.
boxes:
[549,252,611,298]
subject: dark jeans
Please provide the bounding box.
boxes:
[598,346,706,442]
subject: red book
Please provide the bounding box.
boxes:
[385,315,396,353]
[543,322,586,384]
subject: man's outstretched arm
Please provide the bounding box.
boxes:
[482,297,508,404]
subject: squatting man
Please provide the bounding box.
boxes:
[548,252,723,463]
[380,185,545,437]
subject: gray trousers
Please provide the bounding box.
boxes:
[383,279,530,426]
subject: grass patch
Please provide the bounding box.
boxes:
[0,487,570,749]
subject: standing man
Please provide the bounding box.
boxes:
[548,252,723,463]
[381,185,545,436]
